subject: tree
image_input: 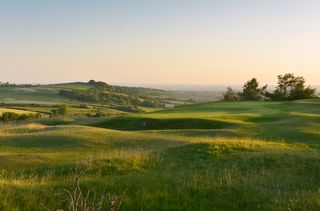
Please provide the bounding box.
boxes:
[271,73,316,100]
[87,80,110,91]
[88,80,96,84]
[223,87,238,101]
[240,78,267,100]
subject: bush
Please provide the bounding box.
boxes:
[0,112,41,122]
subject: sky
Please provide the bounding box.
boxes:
[1,0,320,85]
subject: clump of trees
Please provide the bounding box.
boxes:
[268,73,316,100]
[0,112,41,122]
[59,89,99,102]
[112,105,140,113]
[224,73,316,101]
[0,82,34,87]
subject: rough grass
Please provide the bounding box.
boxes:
[0,100,320,210]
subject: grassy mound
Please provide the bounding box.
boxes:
[0,124,318,210]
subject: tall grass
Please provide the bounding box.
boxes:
[0,123,48,135]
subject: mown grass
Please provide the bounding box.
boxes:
[0,100,319,210]
[90,100,320,144]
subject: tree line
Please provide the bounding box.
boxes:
[224,73,317,101]
[0,82,34,87]
[0,112,41,122]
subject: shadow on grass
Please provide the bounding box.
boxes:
[89,116,239,131]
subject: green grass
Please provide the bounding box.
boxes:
[44,82,93,91]
[0,100,319,210]
[84,100,320,144]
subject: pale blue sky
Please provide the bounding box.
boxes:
[1,0,320,85]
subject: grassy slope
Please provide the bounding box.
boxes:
[0,82,220,106]
[0,83,126,116]
[0,87,68,104]
[0,100,319,210]
[0,82,217,119]
[88,100,320,144]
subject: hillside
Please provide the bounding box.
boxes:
[0,81,221,116]
[80,100,320,144]
[0,100,319,210]
[0,81,221,104]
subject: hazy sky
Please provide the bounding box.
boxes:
[1,0,320,85]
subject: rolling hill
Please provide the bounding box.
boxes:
[0,81,220,106]
[0,99,319,210]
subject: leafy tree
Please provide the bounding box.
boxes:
[271,73,316,100]
[240,78,267,100]
[223,87,238,101]
[87,80,110,91]
[88,80,96,84]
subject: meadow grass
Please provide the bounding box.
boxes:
[0,100,319,210]
[0,108,36,115]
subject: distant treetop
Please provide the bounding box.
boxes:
[223,73,316,102]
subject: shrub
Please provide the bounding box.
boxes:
[0,112,41,122]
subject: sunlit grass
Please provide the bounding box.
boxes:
[290,111,320,117]
[0,100,320,210]
[0,123,48,135]
[0,108,36,115]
